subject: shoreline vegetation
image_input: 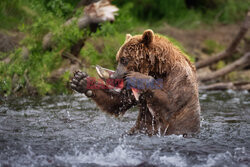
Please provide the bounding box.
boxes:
[0,0,250,97]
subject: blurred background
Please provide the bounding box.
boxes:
[0,0,249,97]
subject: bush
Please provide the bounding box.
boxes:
[0,1,85,96]
[113,0,249,25]
[0,0,28,29]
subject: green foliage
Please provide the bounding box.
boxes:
[80,33,125,70]
[0,74,12,96]
[0,0,80,30]
[94,3,135,36]
[213,0,249,24]
[45,0,74,18]
[0,1,85,96]
[203,40,225,55]
[0,52,8,60]
[114,0,189,20]
[0,49,23,96]
[0,0,28,30]
[53,21,85,49]
[114,0,249,26]
[216,60,226,70]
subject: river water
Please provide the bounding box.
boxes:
[0,91,249,167]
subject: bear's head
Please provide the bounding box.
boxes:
[112,29,180,79]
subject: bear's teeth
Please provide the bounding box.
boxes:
[131,88,140,101]
[96,65,114,79]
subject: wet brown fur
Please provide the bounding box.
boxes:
[115,30,200,135]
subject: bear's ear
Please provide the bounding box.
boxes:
[142,29,154,46]
[125,34,132,42]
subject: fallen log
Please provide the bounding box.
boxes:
[195,11,250,69]
[198,52,250,82]
[199,82,250,91]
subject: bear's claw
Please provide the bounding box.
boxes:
[70,70,89,94]
[74,71,87,80]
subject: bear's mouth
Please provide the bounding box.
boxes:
[96,65,140,100]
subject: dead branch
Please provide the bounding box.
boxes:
[42,0,118,50]
[62,52,83,66]
[198,52,250,82]
[48,63,81,82]
[195,11,250,69]
[199,82,250,91]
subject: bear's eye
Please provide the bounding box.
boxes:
[120,57,128,65]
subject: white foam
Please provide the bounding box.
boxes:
[159,154,187,167]
[194,147,248,167]
[55,145,144,166]
[73,93,88,101]
[150,150,187,167]
[200,94,207,100]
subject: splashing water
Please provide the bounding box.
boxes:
[0,91,249,167]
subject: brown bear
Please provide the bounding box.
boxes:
[70,29,200,136]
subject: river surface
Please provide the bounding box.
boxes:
[0,91,249,167]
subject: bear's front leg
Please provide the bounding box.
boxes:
[70,70,137,116]
[128,106,157,136]
[125,71,167,135]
